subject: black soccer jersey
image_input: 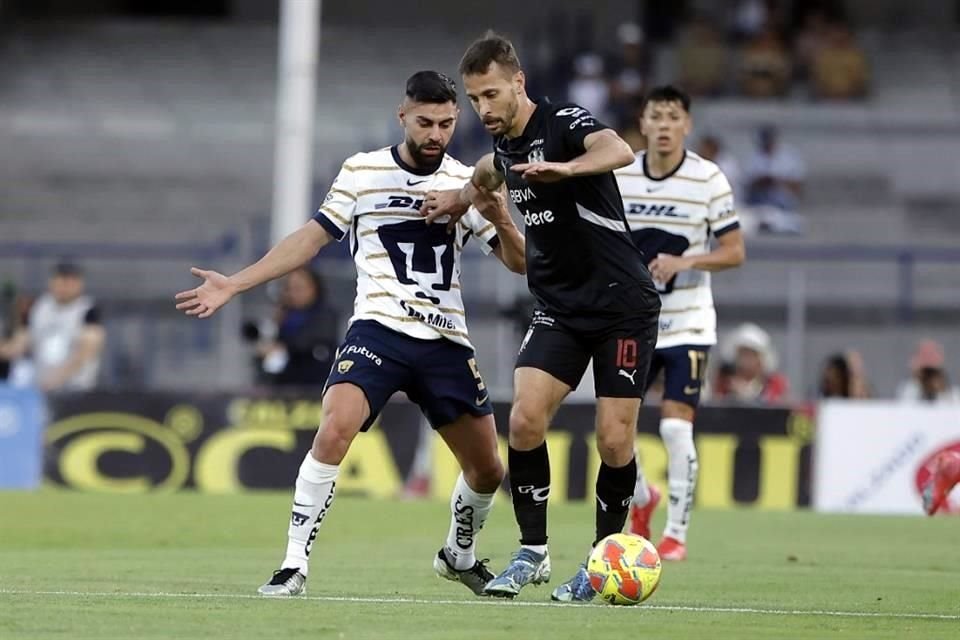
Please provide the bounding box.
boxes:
[493,99,660,322]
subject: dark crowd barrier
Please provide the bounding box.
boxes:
[44,391,813,508]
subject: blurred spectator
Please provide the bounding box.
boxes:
[743,125,805,233]
[730,0,776,41]
[243,267,338,387]
[793,8,830,82]
[810,22,869,100]
[0,262,104,391]
[697,134,742,200]
[676,15,728,97]
[607,22,649,129]
[738,25,792,98]
[567,52,610,121]
[0,290,34,384]
[818,350,871,398]
[896,339,960,403]
[712,323,789,404]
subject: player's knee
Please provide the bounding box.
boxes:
[508,405,547,449]
[595,426,635,466]
[311,410,363,464]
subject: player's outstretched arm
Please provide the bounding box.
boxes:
[175,221,333,319]
[511,129,634,183]
[473,186,526,275]
[421,154,504,229]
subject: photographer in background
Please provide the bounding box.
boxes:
[243,266,338,388]
[0,263,104,391]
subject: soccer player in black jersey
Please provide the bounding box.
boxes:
[423,32,661,602]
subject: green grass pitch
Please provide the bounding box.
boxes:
[1,491,957,639]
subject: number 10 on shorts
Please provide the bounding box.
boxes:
[616,339,638,369]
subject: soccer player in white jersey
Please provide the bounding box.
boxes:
[615,85,746,561]
[175,71,526,596]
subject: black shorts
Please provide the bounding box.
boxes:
[646,344,710,407]
[324,320,493,431]
[515,310,658,398]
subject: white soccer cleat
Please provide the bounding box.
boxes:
[257,568,306,596]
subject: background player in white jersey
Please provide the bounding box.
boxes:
[616,85,746,561]
[174,71,526,596]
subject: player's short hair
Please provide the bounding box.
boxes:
[405,70,458,105]
[641,85,691,113]
[459,31,522,76]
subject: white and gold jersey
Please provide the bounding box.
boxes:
[615,150,739,349]
[312,146,499,349]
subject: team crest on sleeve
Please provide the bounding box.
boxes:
[337,360,354,373]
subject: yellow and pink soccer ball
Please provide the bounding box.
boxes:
[587,533,662,606]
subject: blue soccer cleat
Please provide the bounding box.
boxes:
[550,564,596,603]
[482,547,551,598]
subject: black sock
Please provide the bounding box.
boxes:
[594,457,637,546]
[508,443,550,546]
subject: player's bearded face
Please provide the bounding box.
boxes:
[401,101,457,167]
[641,100,690,155]
[463,66,521,136]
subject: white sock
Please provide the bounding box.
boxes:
[521,544,548,556]
[281,452,339,575]
[444,473,495,570]
[632,453,652,507]
[660,418,697,543]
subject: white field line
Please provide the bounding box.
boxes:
[0,589,957,620]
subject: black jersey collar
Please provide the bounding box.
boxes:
[643,150,687,182]
[391,145,441,176]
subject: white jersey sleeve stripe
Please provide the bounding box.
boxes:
[357,187,430,197]
[329,188,357,202]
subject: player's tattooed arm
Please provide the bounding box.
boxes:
[175,221,333,319]
[421,153,504,230]
[466,153,506,194]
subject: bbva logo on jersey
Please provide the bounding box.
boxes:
[375,195,424,211]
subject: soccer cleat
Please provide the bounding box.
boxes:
[433,548,496,596]
[657,536,686,561]
[923,451,960,516]
[550,564,596,603]
[483,547,551,598]
[628,485,661,540]
[257,567,306,596]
